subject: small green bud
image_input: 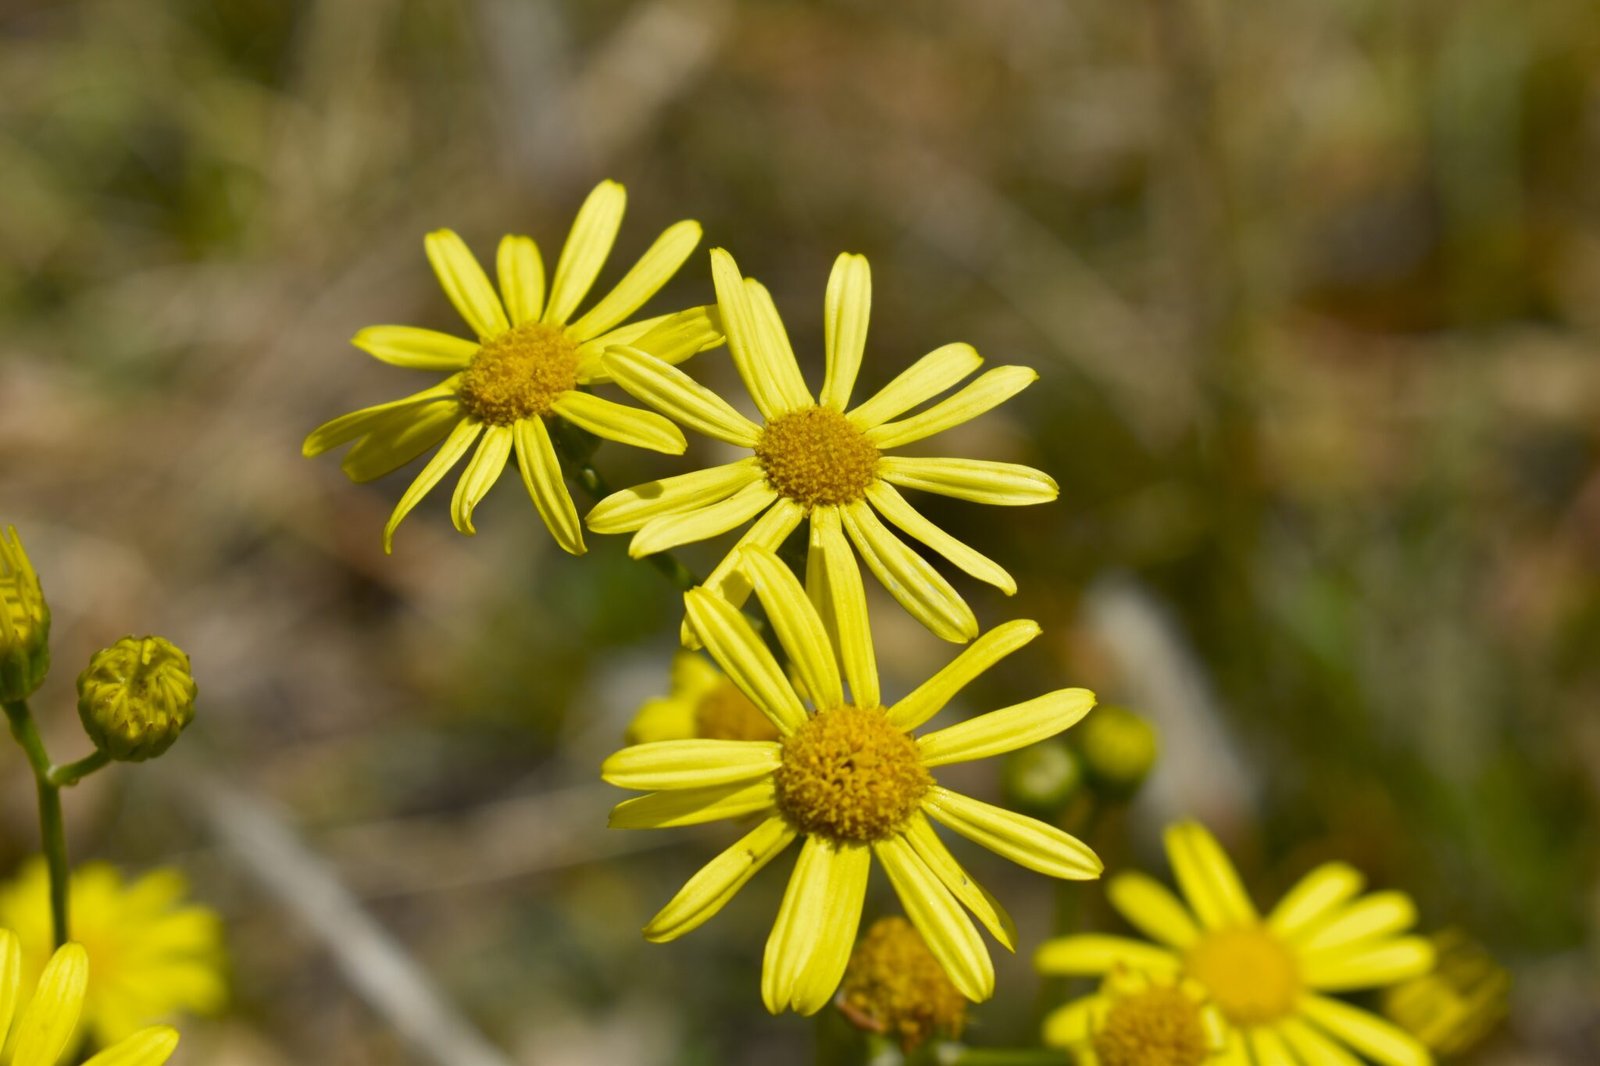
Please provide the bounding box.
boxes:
[1077,704,1158,799]
[76,636,196,761]
[0,526,51,704]
[1003,740,1084,817]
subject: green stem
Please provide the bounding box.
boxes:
[3,700,70,947]
[48,750,111,788]
[575,458,700,591]
[934,1049,1071,1066]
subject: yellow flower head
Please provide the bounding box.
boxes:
[0,929,179,1066]
[1048,967,1227,1066]
[838,916,967,1051]
[587,249,1058,645]
[1036,822,1438,1066]
[626,652,779,744]
[1382,930,1508,1055]
[303,179,724,555]
[0,526,50,704]
[602,546,1101,1015]
[0,862,225,1046]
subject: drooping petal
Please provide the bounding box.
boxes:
[923,786,1101,880]
[629,482,777,558]
[569,219,702,341]
[1269,862,1366,940]
[513,417,585,555]
[866,481,1016,593]
[578,305,724,381]
[877,457,1059,506]
[848,342,983,428]
[12,943,87,1066]
[902,811,1017,951]
[449,423,512,534]
[1163,821,1258,929]
[601,739,781,791]
[425,229,509,339]
[682,499,806,647]
[1299,996,1432,1066]
[1301,936,1435,991]
[601,346,763,446]
[1032,934,1179,977]
[1277,1017,1366,1066]
[917,688,1095,767]
[544,179,626,325]
[608,778,776,829]
[886,619,1041,730]
[841,501,977,643]
[81,1027,181,1066]
[710,248,809,419]
[550,391,686,454]
[340,400,461,483]
[876,833,994,1001]
[0,930,19,1049]
[586,459,762,534]
[496,234,545,325]
[644,817,797,942]
[684,587,808,734]
[1248,1027,1299,1066]
[352,325,478,370]
[382,419,482,553]
[1297,892,1418,953]
[820,252,870,410]
[762,838,869,1015]
[738,546,844,710]
[302,378,462,457]
[805,508,878,708]
[868,365,1039,449]
[1106,872,1201,950]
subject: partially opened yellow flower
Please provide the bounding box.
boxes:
[0,862,225,1045]
[1052,967,1227,1066]
[588,248,1057,643]
[0,931,179,1066]
[626,652,779,744]
[602,546,1100,1014]
[304,179,723,554]
[1036,822,1437,1066]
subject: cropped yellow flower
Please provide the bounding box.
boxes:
[1382,930,1507,1056]
[839,916,967,1051]
[0,862,225,1045]
[1036,822,1437,1066]
[304,179,723,555]
[588,249,1057,644]
[602,546,1100,1014]
[0,931,179,1066]
[1053,968,1226,1066]
[627,652,779,744]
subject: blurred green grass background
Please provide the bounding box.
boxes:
[1,0,1597,1062]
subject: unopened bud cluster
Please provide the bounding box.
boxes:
[77,636,197,762]
[0,527,50,704]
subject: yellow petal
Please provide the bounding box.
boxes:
[629,482,776,558]
[1106,871,1200,950]
[625,696,697,744]
[866,481,1015,594]
[1301,936,1435,991]
[81,1027,180,1066]
[496,234,545,325]
[1248,1026,1299,1066]
[550,391,686,454]
[644,817,797,942]
[383,418,481,553]
[424,229,509,339]
[762,838,869,1015]
[841,500,977,643]
[512,418,585,555]
[820,252,870,410]
[1032,934,1179,977]
[449,424,512,535]
[868,365,1038,449]
[578,305,724,381]
[876,832,993,1001]
[1163,821,1257,929]
[586,460,763,534]
[1277,1017,1366,1066]
[1041,996,1101,1048]
[0,930,20,1047]
[569,219,702,341]
[340,401,460,483]
[886,619,1041,730]
[352,325,478,370]
[13,942,87,1066]
[544,179,626,325]
[601,346,762,446]
[923,786,1101,880]
[709,249,809,419]
[1269,862,1366,940]
[848,342,982,429]
[917,687,1095,767]
[737,546,844,711]
[608,778,776,829]
[302,378,461,457]
[601,739,780,791]
[1299,996,1432,1066]
[902,812,1016,951]
[805,508,878,707]
[681,500,806,647]
[683,587,808,734]
[877,456,1059,506]
[1297,892,1418,952]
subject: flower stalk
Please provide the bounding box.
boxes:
[3,698,77,947]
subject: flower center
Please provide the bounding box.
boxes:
[694,678,780,741]
[1184,926,1300,1026]
[840,916,967,1051]
[773,704,930,843]
[457,322,580,425]
[1092,986,1210,1066]
[755,406,880,507]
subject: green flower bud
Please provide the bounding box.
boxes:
[0,526,51,704]
[76,636,196,761]
[1003,739,1084,817]
[1077,704,1158,799]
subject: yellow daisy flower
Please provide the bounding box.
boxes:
[587,248,1058,643]
[626,651,779,744]
[304,179,724,555]
[1050,967,1226,1066]
[1036,822,1437,1066]
[0,862,225,1046]
[602,546,1101,1014]
[0,930,179,1066]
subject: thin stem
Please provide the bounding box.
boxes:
[3,700,70,946]
[48,750,111,788]
[572,458,700,592]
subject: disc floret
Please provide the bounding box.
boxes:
[755,406,880,507]
[773,704,929,843]
[457,321,581,425]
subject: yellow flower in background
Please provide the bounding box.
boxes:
[603,546,1100,1014]
[304,179,724,555]
[626,652,779,744]
[1382,930,1508,1056]
[588,248,1057,644]
[0,930,179,1066]
[0,862,225,1046]
[1053,967,1227,1066]
[1036,822,1436,1066]
[838,916,967,1051]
